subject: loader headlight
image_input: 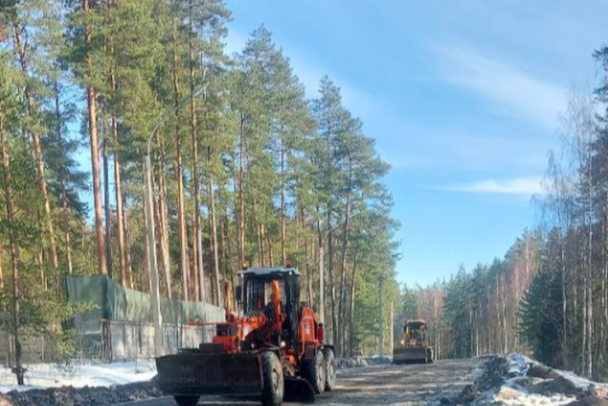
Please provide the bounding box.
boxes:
[280,340,286,348]
[400,340,405,346]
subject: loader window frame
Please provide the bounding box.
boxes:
[243,277,288,314]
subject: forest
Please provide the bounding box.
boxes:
[401,44,608,380]
[6,0,608,388]
[0,0,401,380]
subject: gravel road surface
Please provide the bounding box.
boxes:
[122,359,484,406]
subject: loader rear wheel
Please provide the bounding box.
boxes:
[173,395,199,406]
[302,349,325,394]
[323,348,337,392]
[261,351,284,406]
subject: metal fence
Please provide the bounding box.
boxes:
[0,275,224,366]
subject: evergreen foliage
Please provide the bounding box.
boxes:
[0,0,401,378]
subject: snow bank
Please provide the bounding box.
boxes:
[473,353,608,405]
[493,385,574,406]
[0,360,156,393]
[493,354,576,405]
[0,353,390,393]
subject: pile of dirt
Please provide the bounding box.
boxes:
[536,376,580,396]
[475,355,509,393]
[568,387,608,406]
[527,363,560,380]
[2,379,161,406]
[435,356,506,405]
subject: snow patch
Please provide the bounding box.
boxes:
[506,353,531,376]
[494,386,573,406]
[0,360,156,393]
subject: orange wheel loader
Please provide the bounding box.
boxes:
[155,267,336,406]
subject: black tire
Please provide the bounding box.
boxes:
[323,348,337,392]
[301,349,325,394]
[173,395,199,406]
[261,352,284,406]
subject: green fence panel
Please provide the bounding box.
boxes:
[66,275,225,324]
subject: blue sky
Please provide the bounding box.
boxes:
[222,1,608,287]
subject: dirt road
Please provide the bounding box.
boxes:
[124,359,483,406]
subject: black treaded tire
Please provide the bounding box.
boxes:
[173,395,200,406]
[301,349,325,394]
[261,351,284,406]
[323,347,337,391]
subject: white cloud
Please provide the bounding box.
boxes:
[435,46,567,130]
[442,177,544,196]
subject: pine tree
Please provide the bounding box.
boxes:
[519,268,563,367]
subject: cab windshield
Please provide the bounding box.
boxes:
[244,278,286,314]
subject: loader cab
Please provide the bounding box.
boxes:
[237,267,301,318]
[404,320,427,346]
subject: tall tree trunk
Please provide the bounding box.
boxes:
[0,245,4,310]
[83,0,107,275]
[560,232,568,368]
[37,249,46,291]
[1,112,24,385]
[143,216,152,293]
[306,238,314,306]
[187,6,203,303]
[218,180,229,281]
[349,252,359,356]
[207,148,221,306]
[172,10,189,301]
[586,158,593,377]
[256,218,263,265]
[237,115,245,264]
[337,183,352,349]
[109,60,127,287]
[598,213,608,374]
[317,217,325,325]
[60,181,72,275]
[280,136,286,266]
[13,25,59,274]
[190,220,199,301]
[266,226,275,266]
[154,182,166,294]
[54,83,73,275]
[157,156,172,298]
[124,211,135,289]
[327,212,338,350]
[102,114,113,278]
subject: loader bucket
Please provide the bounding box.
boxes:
[156,352,263,396]
[393,347,432,364]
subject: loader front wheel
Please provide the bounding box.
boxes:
[173,395,199,406]
[261,351,284,406]
[302,349,325,394]
[323,348,337,392]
